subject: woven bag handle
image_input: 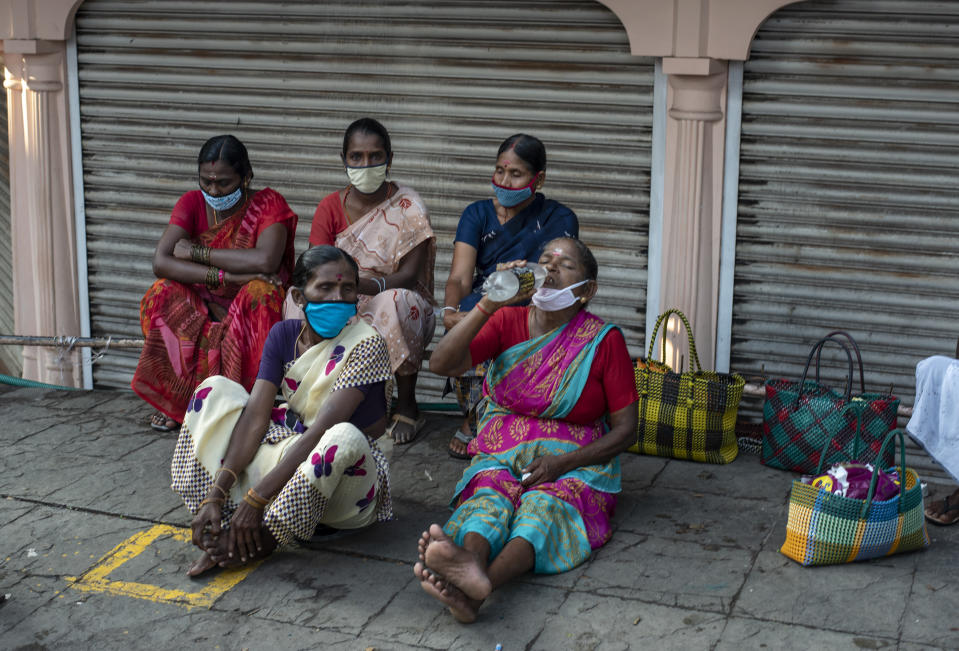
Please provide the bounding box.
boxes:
[646,309,702,372]
[796,335,855,404]
[813,402,864,475]
[857,429,908,519]
[816,330,866,394]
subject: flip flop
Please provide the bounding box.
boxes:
[448,429,475,460]
[387,413,427,445]
[150,412,180,433]
[924,493,959,526]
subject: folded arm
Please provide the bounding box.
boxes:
[153,222,288,283]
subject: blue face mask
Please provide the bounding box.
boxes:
[303,301,357,339]
[491,174,539,208]
[201,186,244,212]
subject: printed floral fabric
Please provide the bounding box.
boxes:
[170,321,394,546]
[319,185,436,375]
[444,310,622,574]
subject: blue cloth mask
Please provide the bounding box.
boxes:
[491,174,539,208]
[201,186,244,212]
[303,301,357,339]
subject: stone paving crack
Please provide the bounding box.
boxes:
[0,494,183,528]
[10,421,62,445]
[895,555,919,645]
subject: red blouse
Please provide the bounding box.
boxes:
[469,306,638,424]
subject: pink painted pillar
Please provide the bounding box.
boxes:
[658,59,727,370]
[4,44,81,386]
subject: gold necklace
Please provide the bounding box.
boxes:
[294,321,309,357]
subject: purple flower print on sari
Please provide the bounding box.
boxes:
[186,387,212,414]
[325,345,346,375]
[344,455,366,477]
[356,484,375,511]
[271,406,305,433]
[311,445,338,478]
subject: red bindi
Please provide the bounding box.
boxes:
[336,273,342,281]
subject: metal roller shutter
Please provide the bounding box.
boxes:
[733,0,959,482]
[75,0,652,399]
[0,56,18,377]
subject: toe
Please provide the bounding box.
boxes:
[428,523,446,541]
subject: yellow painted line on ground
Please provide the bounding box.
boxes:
[64,524,260,609]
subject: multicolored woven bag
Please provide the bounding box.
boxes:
[762,334,899,474]
[628,309,744,464]
[781,429,929,566]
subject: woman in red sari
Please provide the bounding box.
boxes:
[133,135,298,432]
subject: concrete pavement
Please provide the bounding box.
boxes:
[1,385,957,650]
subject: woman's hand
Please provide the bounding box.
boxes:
[486,259,539,309]
[190,502,222,549]
[495,259,528,272]
[173,238,195,261]
[521,455,569,487]
[226,501,265,563]
[443,310,468,330]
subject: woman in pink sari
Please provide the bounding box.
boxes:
[307,118,436,444]
[415,237,638,623]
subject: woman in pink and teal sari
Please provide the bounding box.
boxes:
[416,237,638,623]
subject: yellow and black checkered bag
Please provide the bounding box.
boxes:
[627,309,744,464]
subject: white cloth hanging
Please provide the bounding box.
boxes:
[907,355,959,483]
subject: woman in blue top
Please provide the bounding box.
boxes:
[441,134,579,458]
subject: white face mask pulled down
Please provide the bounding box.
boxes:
[531,279,589,311]
[346,162,388,194]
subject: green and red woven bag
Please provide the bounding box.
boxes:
[762,333,898,474]
[628,309,744,464]
[781,429,929,566]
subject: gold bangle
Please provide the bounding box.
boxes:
[242,494,265,510]
[246,487,269,507]
[209,483,228,498]
[205,266,222,290]
[199,497,224,507]
[216,467,238,483]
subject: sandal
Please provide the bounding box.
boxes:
[150,411,180,433]
[387,413,427,445]
[448,429,475,460]
[924,492,959,526]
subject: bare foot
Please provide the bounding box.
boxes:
[417,528,432,563]
[187,551,218,577]
[413,561,481,623]
[423,524,491,601]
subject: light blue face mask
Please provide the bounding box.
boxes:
[491,174,539,208]
[303,301,357,339]
[201,186,244,212]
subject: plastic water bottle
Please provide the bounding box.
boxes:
[482,263,547,302]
